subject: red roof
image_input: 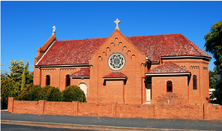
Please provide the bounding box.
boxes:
[128,34,210,62]
[36,34,211,65]
[146,62,190,74]
[70,67,90,77]
[103,72,127,79]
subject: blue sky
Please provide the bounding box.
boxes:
[1,1,222,72]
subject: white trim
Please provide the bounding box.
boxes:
[35,40,56,65]
[145,56,211,62]
[146,73,191,76]
[103,78,126,80]
[35,64,90,68]
[161,56,211,60]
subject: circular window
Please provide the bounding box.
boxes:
[108,52,126,70]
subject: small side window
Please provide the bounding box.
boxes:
[167,81,172,92]
[193,75,197,89]
[66,74,70,87]
[46,75,50,85]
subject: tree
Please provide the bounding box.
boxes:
[1,64,7,80]
[204,20,222,70]
[1,72,7,81]
[209,67,221,89]
[26,71,33,86]
[1,79,19,109]
[5,59,24,90]
[205,20,222,104]
[5,59,33,90]
[21,61,29,90]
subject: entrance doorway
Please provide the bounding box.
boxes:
[79,83,88,97]
[145,77,152,103]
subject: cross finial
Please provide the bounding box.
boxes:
[114,18,121,30]
[52,26,56,35]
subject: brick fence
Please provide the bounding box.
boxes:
[8,97,222,120]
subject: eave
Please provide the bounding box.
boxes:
[146,72,191,76]
[161,56,211,61]
[35,64,90,68]
[103,77,127,80]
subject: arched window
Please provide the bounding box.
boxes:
[46,75,50,85]
[193,75,197,89]
[66,74,70,87]
[79,83,88,97]
[167,81,172,92]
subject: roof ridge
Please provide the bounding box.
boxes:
[126,33,182,38]
[58,37,107,42]
[54,34,183,42]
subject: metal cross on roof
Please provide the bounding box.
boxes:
[52,26,56,35]
[114,18,121,30]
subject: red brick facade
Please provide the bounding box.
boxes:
[34,29,211,105]
[8,97,222,120]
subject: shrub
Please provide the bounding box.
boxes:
[62,85,86,102]
[42,85,54,100]
[18,83,43,101]
[1,79,19,109]
[42,85,62,101]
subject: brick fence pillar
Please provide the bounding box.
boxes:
[8,97,17,112]
[72,101,79,115]
[38,100,46,114]
[112,102,117,117]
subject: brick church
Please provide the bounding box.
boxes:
[34,19,211,104]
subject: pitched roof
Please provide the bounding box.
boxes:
[103,72,127,80]
[128,34,210,62]
[36,33,211,66]
[146,62,190,76]
[70,67,90,78]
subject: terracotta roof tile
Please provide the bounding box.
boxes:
[127,34,210,62]
[146,62,190,74]
[103,72,127,79]
[37,34,211,65]
[70,67,90,77]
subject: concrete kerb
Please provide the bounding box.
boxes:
[1,120,211,131]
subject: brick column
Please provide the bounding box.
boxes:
[112,102,117,117]
[38,100,46,114]
[8,97,17,112]
[72,101,79,115]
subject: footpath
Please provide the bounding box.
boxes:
[1,110,222,131]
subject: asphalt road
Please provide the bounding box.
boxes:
[1,110,222,130]
[1,123,98,131]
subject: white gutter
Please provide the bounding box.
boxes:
[146,72,191,76]
[35,64,90,68]
[103,78,127,80]
[161,56,211,60]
